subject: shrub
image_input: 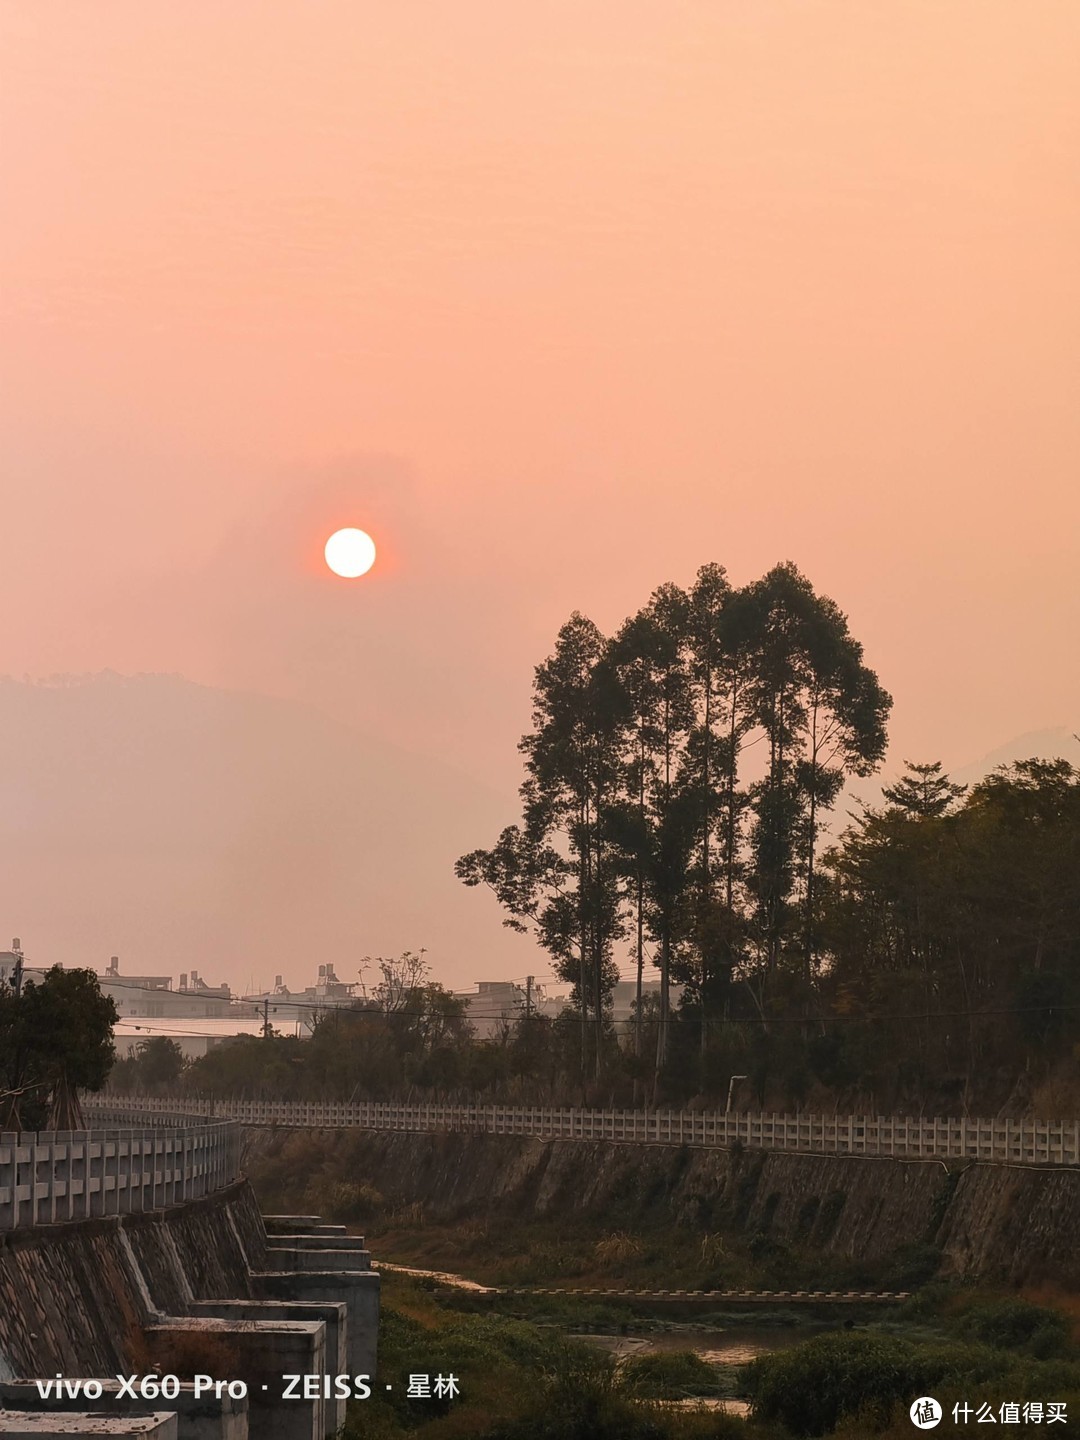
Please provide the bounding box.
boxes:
[491,1343,667,1440]
[881,1242,943,1289]
[741,1332,926,1436]
[744,1328,1080,1438]
[957,1299,1070,1358]
[306,1179,385,1223]
[594,1231,645,1267]
[619,1349,718,1398]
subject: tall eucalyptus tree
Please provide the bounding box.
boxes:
[745,564,890,990]
[463,612,627,1077]
[679,563,752,1054]
[606,605,670,1077]
[458,560,890,1092]
[606,585,695,1085]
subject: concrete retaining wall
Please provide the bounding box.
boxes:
[246,1125,1080,1289]
[0,1181,379,1438]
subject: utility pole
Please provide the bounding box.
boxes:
[523,976,534,1070]
[263,996,270,1038]
[4,940,26,1136]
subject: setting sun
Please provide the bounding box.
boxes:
[324,527,376,578]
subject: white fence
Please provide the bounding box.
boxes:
[0,1116,241,1230]
[88,1094,1080,1166]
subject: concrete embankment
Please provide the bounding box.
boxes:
[0,1180,380,1438]
[0,1182,267,1382]
[245,1126,1080,1289]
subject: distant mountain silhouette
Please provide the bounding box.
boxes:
[949,727,1080,788]
[842,725,1080,826]
[0,673,529,992]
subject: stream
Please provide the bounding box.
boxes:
[579,1326,815,1416]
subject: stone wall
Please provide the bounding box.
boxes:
[938,1163,1080,1287]
[0,1182,265,1382]
[246,1126,1080,1289]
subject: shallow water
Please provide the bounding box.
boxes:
[657,1398,752,1416]
[580,1325,808,1366]
[644,1325,810,1365]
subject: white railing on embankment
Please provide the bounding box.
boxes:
[87,1095,1080,1166]
[0,1115,242,1231]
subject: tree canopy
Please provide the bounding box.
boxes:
[457,561,891,1096]
[1,965,118,1130]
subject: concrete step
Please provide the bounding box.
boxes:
[1,1381,244,1440]
[263,1215,323,1234]
[0,1416,178,1437]
[264,1244,371,1273]
[268,1234,365,1251]
[144,1317,324,1440]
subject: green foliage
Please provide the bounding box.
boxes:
[743,1332,932,1436]
[488,1342,739,1440]
[878,1243,943,1290]
[882,760,966,819]
[743,1324,1080,1438]
[954,1299,1070,1358]
[178,951,476,1102]
[819,756,1080,1106]
[342,1281,740,1440]
[110,1036,187,1093]
[491,1346,653,1440]
[306,1179,386,1224]
[1,965,118,1128]
[619,1348,718,1398]
[456,560,891,1099]
[133,722,1079,1116]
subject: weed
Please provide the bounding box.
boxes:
[619,1349,719,1399]
[594,1230,645,1267]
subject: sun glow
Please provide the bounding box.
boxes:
[324,528,377,578]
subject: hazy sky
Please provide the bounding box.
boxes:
[2,4,1078,985]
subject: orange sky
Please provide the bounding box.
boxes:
[1,3,1078,982]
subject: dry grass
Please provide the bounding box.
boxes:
[594,1230,645,1267]
[146,1329,243,1381]
[1020,1286,1080,1346]
[1027,1061,1080,1118]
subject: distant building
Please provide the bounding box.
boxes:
[610,978,683,1025]
[99,956,240,1019]
[452,980,524,1039]
[244,963,362,1032]
[0,943,25,990]
[451,979,568,1039]
[1,944,257,1060]
[449,978,683,1038]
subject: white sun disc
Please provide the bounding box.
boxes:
[325,528,377,578]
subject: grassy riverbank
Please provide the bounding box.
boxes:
[351,1273,1080,1439]
[350,1270,769,1439]
[248,1139,1080,1434]
[366,1211,942,1295]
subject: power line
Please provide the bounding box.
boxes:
[20,962,1071,1031]
[126,998,1080,1028]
